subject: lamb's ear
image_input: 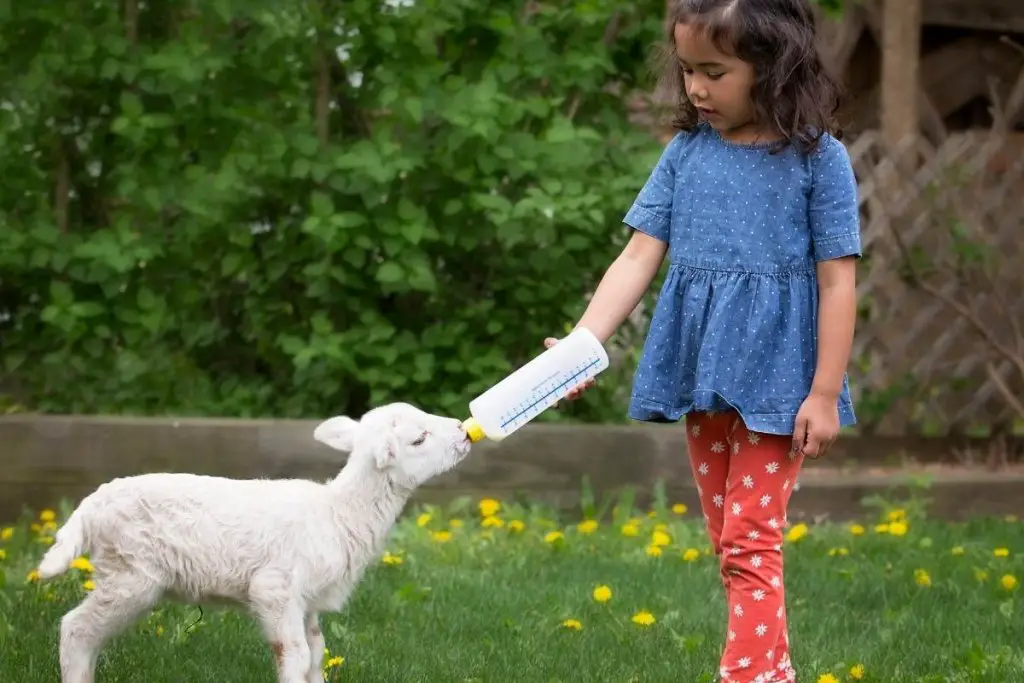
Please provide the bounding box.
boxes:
[313,416,360,452]
[373,433,400,470]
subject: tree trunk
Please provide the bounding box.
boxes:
[880,0,922,150]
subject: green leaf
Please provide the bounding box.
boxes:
[404,98,423,123]
[376,262,404,284]
[310,190,334,216]
[49,281,74,306]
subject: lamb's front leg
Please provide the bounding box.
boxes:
[250,575,311,683]
[256,604,309,683]
[305,613,325,683]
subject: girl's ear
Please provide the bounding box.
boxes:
[313,416,360,452]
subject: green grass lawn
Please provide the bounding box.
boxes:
[0,493,1021,683]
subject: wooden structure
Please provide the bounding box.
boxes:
[818,0,1024,144]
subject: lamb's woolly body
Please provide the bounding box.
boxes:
[39,402,472,683]
[45,467,401,610]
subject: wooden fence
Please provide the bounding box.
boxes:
[844,127,1024,435]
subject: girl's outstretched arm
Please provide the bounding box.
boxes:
[574,230,667,344]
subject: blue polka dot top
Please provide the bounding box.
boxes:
[623,122,862,436]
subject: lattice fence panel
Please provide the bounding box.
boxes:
[849,128,1024,435]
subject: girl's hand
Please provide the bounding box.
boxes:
[543,337,596,404]
[792,392,840,459]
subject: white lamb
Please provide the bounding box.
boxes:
[37,402,473,683]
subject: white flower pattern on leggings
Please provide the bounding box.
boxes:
[685,411,805,683]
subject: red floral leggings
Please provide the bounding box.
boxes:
[685,410,805,683]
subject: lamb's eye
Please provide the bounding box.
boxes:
[411,432,428,446]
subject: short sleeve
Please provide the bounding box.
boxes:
[622,132,686,244]
[809,135,862,261]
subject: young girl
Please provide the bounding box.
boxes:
[547,0,859,680]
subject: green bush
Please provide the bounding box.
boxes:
[0,0,670,421]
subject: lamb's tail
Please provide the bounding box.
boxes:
[37,500,91,580]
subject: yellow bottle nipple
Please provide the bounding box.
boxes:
[462,417,485,443]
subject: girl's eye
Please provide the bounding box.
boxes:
[707,73,723,80]
[411,433,428,446]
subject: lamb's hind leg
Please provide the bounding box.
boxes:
[59,573,161,683]
[305,612,325,683]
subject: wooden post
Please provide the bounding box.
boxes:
[880,0,922,151]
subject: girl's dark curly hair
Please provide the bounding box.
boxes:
[656,0,844,154]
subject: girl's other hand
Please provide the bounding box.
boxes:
[792,392,840,459]
[543,336,596,405]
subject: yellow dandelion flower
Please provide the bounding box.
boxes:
[478,498,500,518]
[874,523,890,534]
[651,530,671,547]
[914,569,931,587]
[631,610,656,626]
[544,530,564,544]
[827,547,849,557]
[672,503,688,515]
[26,569,40,583]
[577,519,598,534]
[381,552,403,566]
[621,522,640,537]
[888,521,908,536]
[431,530,452,543]
[994,547,1010,558]
[30,523,41,534]
[0,527,13,541]
[508,520,525,533]
[40,509,56,523]
[324,655,344,669]
[682,548,701,562]
[70,557,94,573]
[481,516,504,529]
[646,544,662,557]
[653,522,669,532]
[849,663,866,680]
[561,618,582,631]
[817,674,839,683]
[887,509,906,522]
[82,580,96,591]
[41,521,57,534]
[848,523,865,536]
[416,513,432,528]
[592,585,612,603]
[0,549,5,561]
[785,523,808,542]
[37,536,54,546]
[974,568,989,583]
[647,510,657,518]
[1001,574,1018,592]
[450,519,464,529]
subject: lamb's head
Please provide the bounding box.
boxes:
[313,402,472,489]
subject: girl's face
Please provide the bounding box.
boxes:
[674,22,764,144]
